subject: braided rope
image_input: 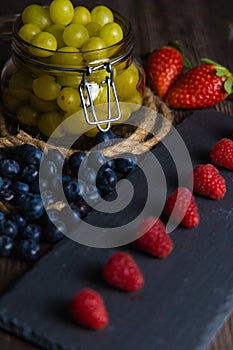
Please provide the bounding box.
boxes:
[0,88,173,155]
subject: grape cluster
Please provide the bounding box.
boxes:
[0,133,137,261]
[1,1,144,137]
[19,1,123,58]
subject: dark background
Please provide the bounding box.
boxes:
[0,0,233,349]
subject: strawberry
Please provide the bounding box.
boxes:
[166,59,233,108]
[164,187,199,228]
[145,42,186,99]
[135,216,173,258]
[210,138,233,170]
[103,252,144,292]
[69,288,109,330]
[193,164,226,199]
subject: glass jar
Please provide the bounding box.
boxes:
[1,5,145,138]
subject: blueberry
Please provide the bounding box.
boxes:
[79,166,97,185]
[94,130,118,146]
[10,213,26,231]
[20,164,39,183]
[104,158,116,171]
[46,149,65,167]
[63,179,80,202]
[75,198,90,218]
[62,174,71,183]
[0,189,15,203]
[17,239,40,261]
[68,151,86,171]
[11,181,29,195]
[49,175,62,191]
[2,219,18,238]
[84,184,101,205]
[115,153,138,173]
[77,179,87,196]
[42,220,66,243]
[41,190,56,206]
[17,192,34,205]
[40,160,57,179]
[21,194,45,220]
[86,151,106,170]
[29,178,48,194]
[23,147,44,166]
[96,168,118,195]
[0,159,20,178]
[99,161,116,174]
[0,235,13,257]
[0,211,6,229]
[20,223,41,242]
[0,177,3,191]
[17,143,37,154]
[2,178,12,190]
[61,204,81,229]
[50,174,71,190]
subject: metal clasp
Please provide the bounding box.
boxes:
[79,63,121,132]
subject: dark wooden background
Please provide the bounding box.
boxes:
[0,0,233,349]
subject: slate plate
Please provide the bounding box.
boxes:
[0,110,233,350]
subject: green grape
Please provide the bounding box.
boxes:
[33,75,61,101]
[2,88,23,114]
[94,84,114,105]
[56,73,82,88]
[123,90,143,111]
[82,36,106,51]
[63,23,89,48]
[85,122,108,137]
[18,23,41,43]
[82,37,106,63]
[91,6,114,26]
[9,72,33,90]
[115,58,131,73]
[49,0,74,26]
[45,24,65,49]
[99,22,123,46]
[84,88,115,137]
[50,46,83,67]
[85,21,101,37]
[37,111,64,137]
[86,69,115,84]
[115,66,139,99]
[8,87,30,102]
[57,87,81,112]
[22,4,52,30]
[30,93,57,112]
[72,6,91,25]
[110,102,131,126]
[17,105,40,126]
[62,109,88,135]
[30,32,57,57]
[128,62,140,78]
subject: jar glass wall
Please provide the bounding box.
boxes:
[1,4,145,138]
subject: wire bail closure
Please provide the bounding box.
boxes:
[79,62,121,132]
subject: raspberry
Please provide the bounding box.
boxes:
[164,187,199,228]
[135,217,173,258]
[210,138,233,170]
[103,252,144,292]
[193,164,226,199]
[69,288,109,330]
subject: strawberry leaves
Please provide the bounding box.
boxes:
[167,41,191,69]
[201,58,233,94]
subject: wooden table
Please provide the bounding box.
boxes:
[0,0,233,349]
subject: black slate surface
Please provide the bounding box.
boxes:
[0,110,233,350]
